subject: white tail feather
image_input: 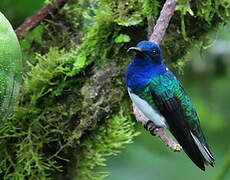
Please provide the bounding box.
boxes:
[191,132,214,166]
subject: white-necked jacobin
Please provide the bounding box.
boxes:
[125,41,215,171]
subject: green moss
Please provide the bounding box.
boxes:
[1,0,230,179]
[0,48,83,179]
[68,106,139,180]
[140,0,159,18]
[162,0,230,70]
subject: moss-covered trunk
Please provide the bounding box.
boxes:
[0,0,230,179]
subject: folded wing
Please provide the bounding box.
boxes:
[146,71,214,170]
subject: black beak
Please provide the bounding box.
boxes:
[127,47,143,53]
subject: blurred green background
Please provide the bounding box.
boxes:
[1,1,230,179]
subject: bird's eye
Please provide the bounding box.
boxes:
[152,49,157,55]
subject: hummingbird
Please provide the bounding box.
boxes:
[125,41,214,171]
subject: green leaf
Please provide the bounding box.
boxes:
[115,34,131,43]
[0,12,22,121]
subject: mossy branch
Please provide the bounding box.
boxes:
[15,0,69,39]
[133,0,182,152]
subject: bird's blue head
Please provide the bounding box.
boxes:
[127,41,162,63]
[126,40,167,91]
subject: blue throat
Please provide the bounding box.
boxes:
[126,54,167,92]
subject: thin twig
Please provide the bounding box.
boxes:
[149,0,178,44]
[15,0,69,40]
[133,0,182,152]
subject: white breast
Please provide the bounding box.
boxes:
[128,90,168,128]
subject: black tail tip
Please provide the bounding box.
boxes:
[199,164,205,171]
[210,161,215,167]
[199,159,215,171]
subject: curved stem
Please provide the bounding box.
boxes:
[15,0,69,40]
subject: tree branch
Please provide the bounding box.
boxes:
[149,0,178,44]
[15,0,69,40]
[133,0,182,152]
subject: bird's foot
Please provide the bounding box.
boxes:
[144,120,161,136]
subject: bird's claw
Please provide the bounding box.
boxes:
[144,120,153,130]
[144,120,161,136]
